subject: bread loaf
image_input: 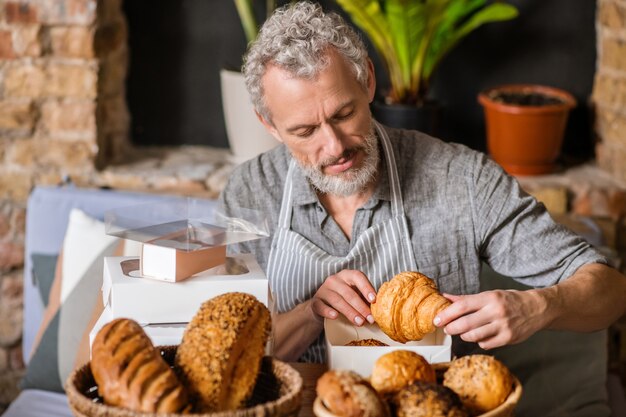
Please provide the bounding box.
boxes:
[443,354,513,414]
[370,350,436,395]
[175,292,271,412]
[390,381,468,417]
[371,271,451,342]
[316,370,389,417]
[90,318,190,413]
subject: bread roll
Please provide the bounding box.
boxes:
[390,381,469,417]
[90,318,189,413]
[316,370,389,417]
[443,354,513,414]
[175,292,271,412]
[370,350,436,395]
[371,272,450,343]
[345,339,388,347]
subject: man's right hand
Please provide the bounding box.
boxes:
[310,269,377,326]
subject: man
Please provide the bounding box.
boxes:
[220,1,626,413]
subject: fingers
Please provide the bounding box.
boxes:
[314,270,376,326]
[435,290,528,349]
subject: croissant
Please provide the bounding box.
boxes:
[371,271,451,343]
[90,318,190,413]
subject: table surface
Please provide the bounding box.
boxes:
[290,363,328,417]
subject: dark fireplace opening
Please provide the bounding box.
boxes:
[123,0,248,148]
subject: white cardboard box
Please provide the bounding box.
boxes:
[89,306,186,356]
[325,315,451,377]
[140,243,227,282]
[102,253,271,324]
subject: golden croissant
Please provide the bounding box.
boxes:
[371,271,451,343]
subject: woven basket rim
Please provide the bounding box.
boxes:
[65,346,303,417]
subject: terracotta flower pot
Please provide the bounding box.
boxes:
[478,84,576,176]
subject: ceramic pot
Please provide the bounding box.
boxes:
[220,69,279,164]
[371,101,441,136]
[478,84,576,176]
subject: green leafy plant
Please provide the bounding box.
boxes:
[335,0,519,105]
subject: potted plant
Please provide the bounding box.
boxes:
[478,84,577,176]
[334,0,518,134]
[221,1,289,163]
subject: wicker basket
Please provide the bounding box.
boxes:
[65,346,303,417]
[313,362,522,417]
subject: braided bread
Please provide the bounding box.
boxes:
[91,318,190,413]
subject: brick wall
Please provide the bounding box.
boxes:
[594,0,626,181]
[0,0,236,410]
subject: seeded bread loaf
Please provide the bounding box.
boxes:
[90,318,190,413]
[175,292,271,412]
[443,354,513,414]
[390,381,468,417]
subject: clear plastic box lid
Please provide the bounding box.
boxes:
[104,198,269,252]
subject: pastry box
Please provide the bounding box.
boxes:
[102,253,273,324]
[325,315,452,377]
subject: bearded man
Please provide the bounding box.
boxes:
[218,6,625,414]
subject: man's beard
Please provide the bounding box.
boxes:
[298,125,380,197]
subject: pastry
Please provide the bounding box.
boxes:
[316,369,390,417]
[175,292,271,412]
[371,271,451,342]
[345,339,389,347]
[390,381,469,417]
[90,318,189,413]
[443,354,513,414]
[370,350,436,395]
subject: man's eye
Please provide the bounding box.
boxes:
[335,110,354,120]
[295,128,315,138]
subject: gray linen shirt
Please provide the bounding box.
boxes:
[219,125,606,295]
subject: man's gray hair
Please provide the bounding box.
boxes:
[242,1,370,123]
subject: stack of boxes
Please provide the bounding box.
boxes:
[89,199,271,350]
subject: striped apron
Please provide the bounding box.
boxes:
[266,121,418,363]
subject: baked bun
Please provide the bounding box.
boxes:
[370,350,436,395]
[443,354,513,414]
[91,318,189,413]
[345,339,389,347]
[371,272,451,342]
[390,381,468,417]
[316,370,390,417]
[175,292,271,412]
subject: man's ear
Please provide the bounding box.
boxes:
[366,58,376,103]
[256,111,284,143]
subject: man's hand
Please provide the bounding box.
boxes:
[434,289,549,350]
[310,269,377,326]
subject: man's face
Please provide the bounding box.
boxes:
[259,50,378,196]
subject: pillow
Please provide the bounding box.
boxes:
[31,253,58,307]
[21,209,128,392]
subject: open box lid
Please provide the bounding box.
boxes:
[104,198,269,251]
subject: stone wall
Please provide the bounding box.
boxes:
[594,0,626,181]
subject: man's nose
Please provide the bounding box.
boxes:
[320,123,345,155]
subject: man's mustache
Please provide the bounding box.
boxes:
[319,148,362,169]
